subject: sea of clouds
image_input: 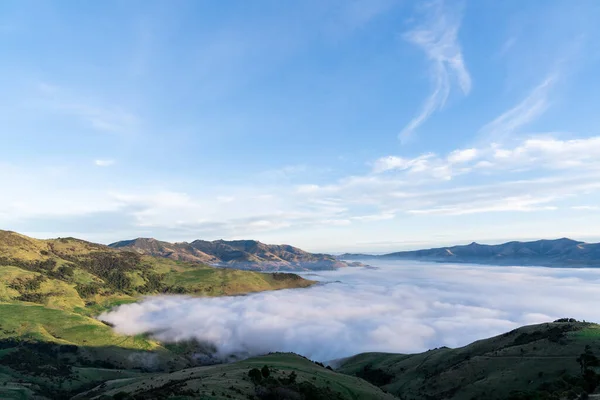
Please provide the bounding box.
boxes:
[100,261,600,361]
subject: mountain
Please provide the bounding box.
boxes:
[0,230,314,305]
[110,237,355,271]
[341,238,600,267]
[0,230,317,399]
[338,320,600,399]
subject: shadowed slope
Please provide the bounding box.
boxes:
[338,321,600,400]
[76,352,396,400]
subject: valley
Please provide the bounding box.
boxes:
[2,231,600,399]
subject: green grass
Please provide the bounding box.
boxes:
[0,230,320,399]
[572,325,600,339]
[0,302,160,350]
[338,321,600,400]
[76,353,396,400]
[162,265,313,296]
[0,230,315,316]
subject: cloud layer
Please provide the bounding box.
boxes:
[100,261,600,362]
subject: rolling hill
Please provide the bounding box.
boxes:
[75,352,396,400]
[338,320,600,400]
[0,230,317,398]
[4,230,600,399]
[109,237,358,271]
[341,238,600,267]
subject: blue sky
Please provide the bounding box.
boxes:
[2,0,600,252]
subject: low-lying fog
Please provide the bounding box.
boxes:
[100,261,600,361]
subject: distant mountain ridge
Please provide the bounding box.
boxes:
[341,238,600,267]
[109,237,355,271]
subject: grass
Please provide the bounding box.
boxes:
[0,230,315,314]
[572,325,600,339]
[338,321,600,400]
[0,230,319,399]
[0,302,159,350]
[163,265,313,296]
[76,352,396,400]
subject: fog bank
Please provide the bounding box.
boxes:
[100,261,600,361]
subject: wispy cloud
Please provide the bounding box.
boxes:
[372,153,434,173]
[37,83,140,135]
[60,103,139,135]
[479,75,557,143]
[332,0,397,35]
[447,148,478,163]
[399,0,471,141]
[497,36,517,58]
[4,134,600,246]
[571,206,600,211]
[408,195,558,216]
[94,159,116,167]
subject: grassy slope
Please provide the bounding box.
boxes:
[338,321,600,400]
[0,230,316,399]
[77,352,397,400]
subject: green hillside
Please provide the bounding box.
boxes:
[0,230,317,399]
[0,230,314,310]
[5,230,600,399]
[76,352,396,400]
[338,320,600,400]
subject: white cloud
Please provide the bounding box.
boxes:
[372,135,600,182]
[490,137,600,169]
[408,195,558,216]
[303,134,600,219]
[479,75,556,142]
[372,153,434,173]
[4,133,600,246]
[94,159,116,167]
[399,0,471,141]
[216,196,235,203]
[447,148,477,163]
[101,261,600,361]
[351,213,395,222]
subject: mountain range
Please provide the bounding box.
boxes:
[2,230,600,398]
[341,238,600,267]
[109,237,359,271]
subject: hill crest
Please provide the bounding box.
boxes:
[341,237,600,267]
[110,237,350,271]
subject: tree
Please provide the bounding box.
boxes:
[577,346,599,374]
[288,371,297,384]
[248,368,262,383]
[261,365,271,378]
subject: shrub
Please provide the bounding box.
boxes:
[261,365,271,378]
[249,368,263,383]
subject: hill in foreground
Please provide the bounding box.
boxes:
[341,238,600,268]
[109,237,359,271]
[75,352,395,400]
[338,320,600,400]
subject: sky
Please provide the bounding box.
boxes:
[101,260,600,361]
[2,0,600,252]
